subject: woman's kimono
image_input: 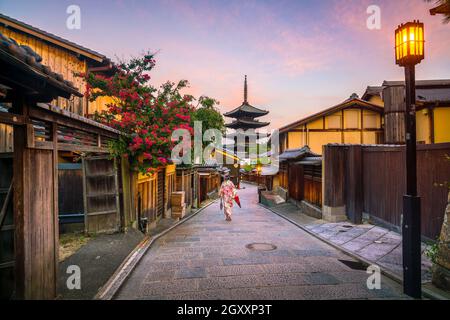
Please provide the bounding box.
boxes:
[219,180,237,220]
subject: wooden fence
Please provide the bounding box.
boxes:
[304,165,322,208]
[323,143,450,240]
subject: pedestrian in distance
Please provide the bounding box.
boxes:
[219,173,240,221]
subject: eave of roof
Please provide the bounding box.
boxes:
[279,146,319,161]
[0,45,82,99]
[36,103,120,134]
[0,13,107,63]
[279,98,383,133]
[383,79,450,88]
[430,3,450,15]
[361,86,383,101]
[224,102,269,118]
[226,119,270,129]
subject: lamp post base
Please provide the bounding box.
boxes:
[402,194,422,298]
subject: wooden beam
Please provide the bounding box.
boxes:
[429,107,435,144]
[51,122,59,297]
[0,182,12,228]
[0,112,25,125]
[360,107,364,143]
[29,106,119,138]
[26,124,35,148]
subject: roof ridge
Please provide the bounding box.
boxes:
[279,97,383,133]
[0,13,107,61]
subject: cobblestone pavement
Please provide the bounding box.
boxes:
[269,202,432,282]
[116,184,407,300]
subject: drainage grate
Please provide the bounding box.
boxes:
[246,243,277,251]
[338,259,367,271]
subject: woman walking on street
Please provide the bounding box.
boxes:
[219,174,238,221]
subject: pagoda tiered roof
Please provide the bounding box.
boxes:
[224,101,269,118]
[225,118,270,129]
[225,75,269,130]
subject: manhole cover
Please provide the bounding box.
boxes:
[246,243,277,251]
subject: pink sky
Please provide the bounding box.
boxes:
[1,0,449,130]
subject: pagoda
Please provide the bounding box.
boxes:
[224,75,270,130]
[224,76,270,160]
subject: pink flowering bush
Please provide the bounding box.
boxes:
[77,53,194,175]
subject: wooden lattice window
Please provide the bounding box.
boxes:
[31,119,52,142]
[58,125,98,146]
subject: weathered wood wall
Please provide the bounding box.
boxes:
[82,156,120,234]
[58,163,84,224]
[0,153,14,299]
[362,146,405,229]
[165,165,176,216]
[13,125,59,299]
[288,163,303,201]
[176,168,194,210]
[303,165,322,208]
[383,86,406,144]
[0,124,13,153]
[324,143,450,239]
[323,146,346,210]
[278,163,288,190]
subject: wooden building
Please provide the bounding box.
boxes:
[276,147,322,218]
[0,14,114,154]
[134,164,176,232]
[377,80,450,144]
[322,143,450,240]
[176,166,196,212]
[279,94,384,155]
[195,165,221,207]
[0,33,122,299]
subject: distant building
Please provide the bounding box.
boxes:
[278,79,450,156]
[377,80,450,144]
[224,75,270,160]
[279,94,384,155]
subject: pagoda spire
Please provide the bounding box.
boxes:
[244,75,248,103]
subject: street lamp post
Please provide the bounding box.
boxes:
[394,20,425,299]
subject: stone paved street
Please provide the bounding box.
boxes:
[268,202,433,282]
[116,184,407,300]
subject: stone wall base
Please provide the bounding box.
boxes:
[322,205,347,222]
[432,264,450,291]
[299,201,322,219]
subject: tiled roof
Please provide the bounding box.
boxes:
[226,118,270,129]
[361,86,383,100]
[0,31,81,97]
[416,88,450,103]
[224,102,269,118]
[279,146,319,161]
[383,79,450,87]
[294,156,322,165]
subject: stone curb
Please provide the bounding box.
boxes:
[94,200,218,300]
[260,203,447,300]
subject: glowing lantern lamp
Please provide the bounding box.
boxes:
[395,20,424,299]
[395,21,425,67]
